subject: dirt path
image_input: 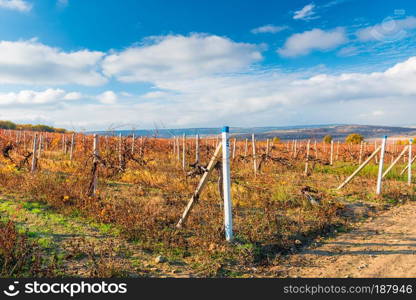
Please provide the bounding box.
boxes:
[284,201,416,278]
[0,195,195,278]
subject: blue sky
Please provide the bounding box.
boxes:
[0,0,416,130]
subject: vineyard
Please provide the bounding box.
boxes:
[0,129,415,277]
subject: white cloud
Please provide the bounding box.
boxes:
[2,35,416,129]
[251,25,288,34]
[0,0,31,12]
[293,3,317,21]
[0,39,107,86]
[278,28,347,57]
[11,55,415,130]
[0,89,81,106]
[337,46,360,57]
[356,16,416,42]
[97,91,117,104]
[102,34,262,82]
[142,91,170,99]
[64,92,82,100]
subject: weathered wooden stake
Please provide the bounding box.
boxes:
[37,135,43,159]
[293,139,297,158]
[359,141,364,165]
[337,146,382,190]
[31,134,39,173]
[330,140,334,165]
[266,139,270,156]
[304,139,310,176]
[176,136,180,161]
[382,145,409,178]
[195,134,200,163]
[91,134,99,195]
[409,139,413,186]
[69,133,75,161]
[176,142,222,228]
[232,138,236,159]
[131,133,135,154]
[182,133,186,170]
[252,134,257,175]
[119,133,123,169]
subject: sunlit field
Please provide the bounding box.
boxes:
[0,129,414,277]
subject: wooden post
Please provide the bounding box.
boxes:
[232,138,236,159]
[293,139,297,158]
[176,143,222,228]
[252,134,257,175]
[31,134,38,173]
[337,145,382,190]
[314,140,318,159]
[400,155,416,176]
[382,145,409,178]
[23,131,27,151]
[176,136,180,161]
[330,140,334,165]
[69,133,75,161]
[195,134,200,163]
[359,141,364,165]
[64,135,68,155]
[304,139,310,176]
[140,136,144,156]
[376,136,387,195]
[409,139,413,186]
[266,139,270,156]
[131,133,135,154]
[336,141,340,161]
[37,135,43,159]
[119,133,123,169]
[182,133,186,170]
[91,134,99,195]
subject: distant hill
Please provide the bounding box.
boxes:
[91,124,416,141]
[234,125,416,141]
[0,120,67,133]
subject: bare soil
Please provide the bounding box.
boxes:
[283,201,416,277]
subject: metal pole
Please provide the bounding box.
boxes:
[376,136,387,195]
[222,126,233,241]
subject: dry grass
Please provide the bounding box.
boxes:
[0,131,415,277]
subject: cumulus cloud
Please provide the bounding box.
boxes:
[102,34,262,82]
[97,91,118,104]
[14,55,414,129]
[278,28,347,57]
[142,91,170,99]
[0,89,81,106]
[356,16,416,42]
[11,56,416,128]
[2,35,416,129]
[293,3,317,21]
[0,39,107,86]
[251,24,288,34]
[0,0,31,12]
